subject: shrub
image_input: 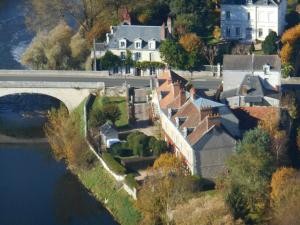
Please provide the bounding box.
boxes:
[262,31,278,54]
[88,109,105,128]
[282,63,295,78]
[125,174,139,189]
[127,131,151,156]
[102,152,127,175]
[149,137,168,156]
[110,142,133,157]
[103,104,121,125]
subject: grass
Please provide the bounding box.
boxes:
[92,96,129,128]
[74,163,141,225]
[72,97,87,137]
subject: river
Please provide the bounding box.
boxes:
[0,0,119,224]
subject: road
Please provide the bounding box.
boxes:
[0,72,222,89]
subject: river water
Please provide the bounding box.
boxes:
[0,0,119,224]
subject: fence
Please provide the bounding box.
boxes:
[83,94,137,199]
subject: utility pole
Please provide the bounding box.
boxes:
[93,38,97,71]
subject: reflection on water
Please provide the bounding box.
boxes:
[0,144,119,225]
[0,94,61,137]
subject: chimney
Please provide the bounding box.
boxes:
[175,117,180,128]
[207,114,221,129]
[182,127,188,138]
[167,16,172,35]
[160,22,166,40]
[110,26,114,34]
[190,87,196,101]
[106,33,110,44]
[200,106,213,120]
[121,7,131,25]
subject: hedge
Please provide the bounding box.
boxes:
[125,174,139,189]
[102,152,127,175]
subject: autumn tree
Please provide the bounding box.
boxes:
[136,153,196,225]
[259,111,288,166]
[173,193,244,225]
[270,167,300,225]
[22,22,90,70]
[262,31,278,54]
[44,106,94,169]
[179,33,203,53]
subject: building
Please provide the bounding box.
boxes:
[221,54,281,107]
[153,70,240,179]
[91,18,172,76]
[99,122,120,148]
[220,0,287,42]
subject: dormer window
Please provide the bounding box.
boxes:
[135,38,142,49]
[119,39,127,49]
[263,64,271,74]
[148,39,156,50]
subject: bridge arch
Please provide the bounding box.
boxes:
[0,88,92,111]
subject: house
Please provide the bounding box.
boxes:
[91,17,172,76]
[221,54,281,107]
[153,70,240,179]
[220,0,287,42]
[99,122,120,148]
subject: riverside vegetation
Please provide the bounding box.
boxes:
[44,99,141,225]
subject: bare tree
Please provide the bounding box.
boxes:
[202,45,218,66]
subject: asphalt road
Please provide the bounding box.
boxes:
[0,75,222,89]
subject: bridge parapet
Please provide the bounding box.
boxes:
[0,81,105,89]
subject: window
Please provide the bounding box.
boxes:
[135,41,142,49]
[226,27,231,37]
[246,27,252,39]
[120,51,126,60]
[247,12,250,20]
[148,40,156,50]
[150,67,156,75]
[258,28,263,37]
[136,52,141,60]
[119,40,126,48]
[236,27,240,37]
[226,11,231,20]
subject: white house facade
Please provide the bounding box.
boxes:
[220,0,287,42]
[91,21,172,76]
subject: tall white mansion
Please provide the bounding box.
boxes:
[221,0,287,42]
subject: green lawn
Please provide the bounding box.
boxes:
[74,163,141,225]
[92,96,129,128]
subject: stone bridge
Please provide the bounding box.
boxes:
[0,70,107,111]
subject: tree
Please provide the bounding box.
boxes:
[159,39,187,69]
[281,93,298,119]
[285,11,300,30]
[173,193,244,225]
[262,31,278,54]
[259,112,288,166]
[202,45,218,66]
[102,104,121,125]
[213,26,221,40]
[136,153,196,225]
[88,109,106,128]
[26,0,106,35]
[179,33,203,53]
[270,168,300,225]
[153,153,187,175]
[282,63,295,78]
[127,131,151,156]
[100,51,122,70]
[22,23,89,70]
[223,129,274,224]
[44,106,94,169]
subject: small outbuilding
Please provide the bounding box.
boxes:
[99,122,120,148]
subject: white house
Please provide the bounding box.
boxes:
[220,0,287,42]
[91,19,172,76]
[221,54,281,107]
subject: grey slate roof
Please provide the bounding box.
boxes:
[95,43,107,51]
[99,122,118,139]
[223,55,281,71]
[107,25,162,50]
[221,0,279,5]
[221,75,280,101]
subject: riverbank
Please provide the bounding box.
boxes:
[72,163,141,225]
[0,133,47,144]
